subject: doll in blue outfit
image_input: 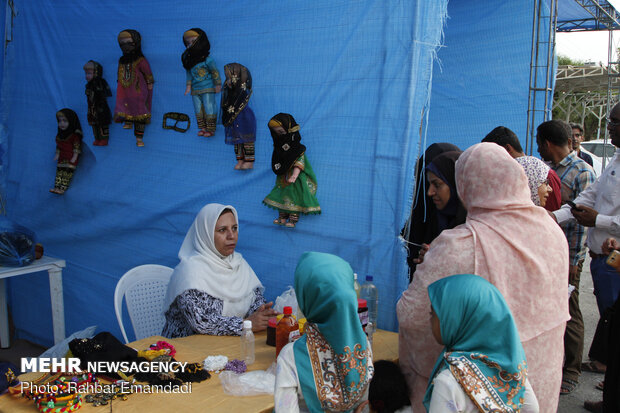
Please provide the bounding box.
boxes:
[182,28,221,137]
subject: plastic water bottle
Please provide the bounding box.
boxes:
[360,275,378,329]
[241,320,255,365]
[353,273,361,298]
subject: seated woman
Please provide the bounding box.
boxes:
[425,274,539,412]
[397,143,569,413]
[275,252,373,412]
[515,155,558,209]
[404,143,460,280]
[162,203,276,337]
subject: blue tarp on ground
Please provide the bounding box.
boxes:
[1,0,448,345]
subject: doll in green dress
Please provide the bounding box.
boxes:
[263,113,321,227]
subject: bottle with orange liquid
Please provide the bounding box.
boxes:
[276,306,300,358]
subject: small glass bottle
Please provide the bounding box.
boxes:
[353,273,361,298]
[241,319,255,365]
[276,306,299,358]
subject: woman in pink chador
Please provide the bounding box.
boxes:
[397,142,570,413]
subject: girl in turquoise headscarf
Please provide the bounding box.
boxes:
[424,274,539,413]
[274,252,373,412]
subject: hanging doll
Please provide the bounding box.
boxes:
[182,28,221,137]
[114,29,154,147]
[263,113,321,227]
[50,109,83,194]
[83,60,112,146]
[221,63,256,169]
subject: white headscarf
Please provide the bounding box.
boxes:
[164,203,263,317]
[515,156,550,206]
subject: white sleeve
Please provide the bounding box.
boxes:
[521,378,540,413]
[274,343,301,413]
[428,370,468,413]
[595,213,620,236]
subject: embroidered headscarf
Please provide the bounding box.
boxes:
[221,63,253,127]
[118,30,144,64]
[293,252,373,412]
[56,109,83,141]
[268,113,306,175]
[423,274,528,412]
[181,28,210,70]
[164,204,262,318]
[425,151,466,234]
[514,156,550,206]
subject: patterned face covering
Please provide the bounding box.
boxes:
[268,113,306,175]
[221,63,252,127]
[181,28,210,70]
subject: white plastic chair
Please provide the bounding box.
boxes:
[114,264,174,343]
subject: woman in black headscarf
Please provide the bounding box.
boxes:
[263,113,321,228]
[403,143,462,281]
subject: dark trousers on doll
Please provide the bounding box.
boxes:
[234,143,255,162]
[54,167,75,191]
[92,124,109,145]
[563,259,585,382]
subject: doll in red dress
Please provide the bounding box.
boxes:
[114,30,154,147]
[50,109,82,194]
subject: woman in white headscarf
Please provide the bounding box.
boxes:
[163,203,276,337]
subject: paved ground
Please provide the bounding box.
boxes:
[557,255,605,413]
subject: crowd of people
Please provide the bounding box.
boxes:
[157,103,620,412]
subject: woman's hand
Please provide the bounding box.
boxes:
[246,301,278,332]
[412,243,430,264]
[215,85,221,93]
[184,85,191,95]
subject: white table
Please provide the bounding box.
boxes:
[0,256,66,348]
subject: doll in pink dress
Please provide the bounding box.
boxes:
[114,29,154,147]
[50,109,82,194]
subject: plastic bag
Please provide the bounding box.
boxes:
[274,286,298,316]
[219,363,276,396]
[0,217,37,267]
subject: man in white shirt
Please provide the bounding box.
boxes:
[553,103,620,319]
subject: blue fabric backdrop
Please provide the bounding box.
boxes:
[0,0,447,345]
[425,0,551,153]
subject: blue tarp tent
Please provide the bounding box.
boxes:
[1,0,611,347]
[1,0,447,345]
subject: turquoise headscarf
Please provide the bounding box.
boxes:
[293,252,373,413]
[423,274,528,412]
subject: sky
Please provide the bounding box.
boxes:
[555,0,620,64]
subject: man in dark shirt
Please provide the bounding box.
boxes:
[571,123,594,167]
